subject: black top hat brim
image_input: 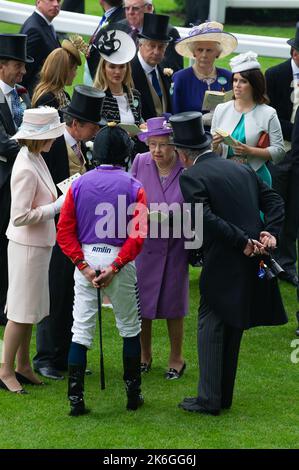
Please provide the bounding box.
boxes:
[169,133,212,150]
[0,53,34,63]
[287,38,299,50]
[61,107,107,126]
[138,32,172,42]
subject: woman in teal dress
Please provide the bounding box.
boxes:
[211,51,285,186]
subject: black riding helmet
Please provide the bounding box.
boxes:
[93,123,134,166]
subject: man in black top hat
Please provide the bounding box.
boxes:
[184,0,210,27]
[131,13,172,121]
[61,0,85,14]
[114,0,183,73]
[0,34,32,326]
[20,0,61,96]
[265,22,299,288]
[33,85,106,380]
[170,111,287,415]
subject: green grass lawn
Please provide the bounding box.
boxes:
[0,269,298,449]
[1,1,299,449]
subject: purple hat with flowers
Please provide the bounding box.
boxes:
[138,117,172,142]
[175,21,237,60]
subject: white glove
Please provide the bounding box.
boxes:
[202,111,213,127]
[53,194,66,214]
[85,140,94,151]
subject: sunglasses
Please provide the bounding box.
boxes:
[125,5,146,12]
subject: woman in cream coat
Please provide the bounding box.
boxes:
[211,51,285,186]
[0,107,65,393]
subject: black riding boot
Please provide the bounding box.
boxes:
[123,356,144,411]
[68,364,89,416]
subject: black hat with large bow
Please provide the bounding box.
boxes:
[97,28,136,64]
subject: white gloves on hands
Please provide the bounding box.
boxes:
[53,194,66,215]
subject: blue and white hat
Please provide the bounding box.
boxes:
[12,107,65,140]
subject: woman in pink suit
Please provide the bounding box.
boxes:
[131,117,189,379]
[0,107,65,393]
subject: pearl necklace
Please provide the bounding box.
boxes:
[156,155,176,176]
[193,64,216,81]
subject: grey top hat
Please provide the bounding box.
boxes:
[287,22,299,51]
[0,34,33,63]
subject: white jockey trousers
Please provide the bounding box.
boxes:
[71,244,141,349]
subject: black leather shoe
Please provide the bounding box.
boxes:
[182,396,230,410]
[57,367,92,376]
[178,398,220,415]
[140,358,152,373]
[34,367,64,380]
[181,396,198,404]
[165,362,186,380]
[69,403,90,417]
[278,271,298,287]
[127,393,144,411]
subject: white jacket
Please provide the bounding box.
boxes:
[6,146,58,247]
[211,100,285,171]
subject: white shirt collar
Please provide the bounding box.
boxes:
[138,51,156,74]
[64,127,78,148]
[193,149,213,165]
[35,9,52,26]
[105,7,117,19]
[291,59,299,77]
[0,79,14,96]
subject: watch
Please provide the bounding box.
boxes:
[111,260,122,273]
[76,259,89,271]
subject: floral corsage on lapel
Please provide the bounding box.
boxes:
[163,68,174,78]
[163,68,174,94]
[16,86,29,111]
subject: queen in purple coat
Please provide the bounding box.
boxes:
[131,117,189,380]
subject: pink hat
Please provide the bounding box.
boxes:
[138,117,172,142]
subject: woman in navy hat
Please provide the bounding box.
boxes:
[131,117,189,380]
